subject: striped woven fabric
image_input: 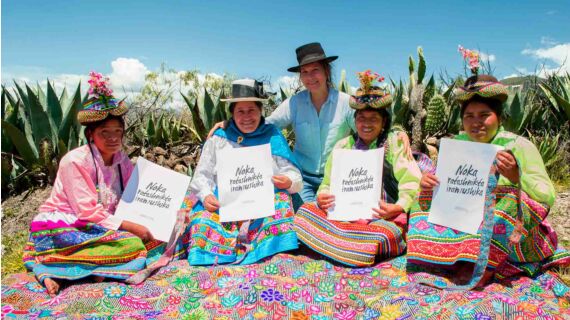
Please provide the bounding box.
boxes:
[407,186,570,279]
[22,222,187,284]
[294,203,406,267]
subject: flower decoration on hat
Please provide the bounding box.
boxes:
[77,71,128,125]
[349,70,392,110]
[458,45,480,75]
[87,71,114,99]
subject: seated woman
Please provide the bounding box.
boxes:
[294,71,421,267]
[22,72,180,297]
[187,79,302,265]
[407,72,570,287]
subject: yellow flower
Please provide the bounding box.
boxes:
[379,304,402,320]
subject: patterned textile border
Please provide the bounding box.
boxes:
[2,253,569,319]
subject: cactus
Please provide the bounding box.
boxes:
[425,95,448,135]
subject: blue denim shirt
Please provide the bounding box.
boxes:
[266,88,355,175]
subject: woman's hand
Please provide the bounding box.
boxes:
[317,193,335,210]
[120,221,154,242]
[207,121,226,139]
[204,195,220,212]
[496,150,520,184]
[397,131,413,160]
[372,202,404,220]
[272,175,292,190]
[420,173,439,191]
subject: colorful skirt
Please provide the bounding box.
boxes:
[294,202,406,267]
[187,191,298,265]
[23,211,189,285]
[407,186,570,280]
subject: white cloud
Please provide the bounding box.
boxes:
[109,58,149,91]
[479,52,496,63]
[541,36,558,46]
[272,75,299,92]
[522,43,570,76]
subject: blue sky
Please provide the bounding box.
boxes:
[2,0,569,97]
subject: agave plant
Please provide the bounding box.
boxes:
[502,89,535,135]
[539,72,570,123]
[1,81,85,196]
[181,88,229,142]
[528,130,563,170]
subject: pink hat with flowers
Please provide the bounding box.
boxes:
[77,71,128,125]
[453,46,508,103]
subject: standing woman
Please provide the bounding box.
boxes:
[22,72,161,297]
[266,42,354,206]
[210,42,410,208]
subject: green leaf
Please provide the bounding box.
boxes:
[57,138,68,161]
[147,114,156,146]
[540,83,570,120]
[442,82,456,101]
[59,87,69,112]
[1,88,6,120]
[182,92,207,142]
[417,47,426,84]
[37,83,47,110]
[59,83,82,145]
[280,87,289,102]
[1,120,39,166]
[408,55,415,78]
[47,81,63,127]
[446,104,462,134]
[13,81,29,112]
[203,88,215,129]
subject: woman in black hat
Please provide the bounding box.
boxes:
[265,42,353,208]
[210,42,410,209]
[187,79,302,265]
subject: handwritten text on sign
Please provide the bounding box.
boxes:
[329,148,384,221]
[115,158,190,242]
[428,138,503,234]
[216,144,275,222]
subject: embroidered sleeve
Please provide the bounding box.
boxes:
[386,132,422,212]
[513,137,556,206]
[190,137,220,203]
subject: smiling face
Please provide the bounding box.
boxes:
[355,109,384,145]
[299,61,329,93]
[90,117,124,158]
[233,101,262,134]
[462,101,500,143]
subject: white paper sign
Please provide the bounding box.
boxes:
[328,148,384,221]
[115,158,191,242]
[216,144,275,222]
[428,138,503,234]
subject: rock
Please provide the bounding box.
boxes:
[156,155,165,166]
[153,147,167,156]
[174,164,188,174]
